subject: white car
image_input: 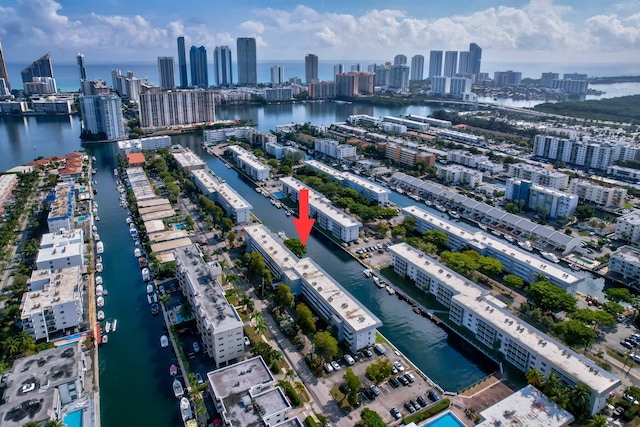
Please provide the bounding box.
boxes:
[244,336,250,346]
[331,361,341,371]
[324,363,334,373]
[394,360,405,372]
[193,342,200,352]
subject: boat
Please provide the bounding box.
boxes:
[540,252,559,263]
[276,231,287,240]
[130,228,138,238]
[95,276,103,285]
[147,284,154,294]
[92,225,98,232]
[363,269,372,278]
[151,303,159,316]
[142,267,151,281]
[180,397,193,421]
[112,319,117,331]
[91,169,97,174]
[147,293,158,305]
[491,229,502,237]
[173,379,184,398]
[517,240,533,252]
[114,168,118,176]
[96,255,102,263]
[96,241,104,254]
[373,277,385,288]
[503,235,515,243]
[448,210,460,219]
[161,335,169,348]
[226,163,232,169]
[93,189,98,195]
[138,257,148,268]
[134,248,142,258]
[425,200,433,206]
[95,263,103,273]
[170,365,178,376]
[255,187,261,193]
[386,285,396,295]
[101,335,108,344]
[94,233,100,241]
[479,224,488,231]
[129,222,136,229]
[126,216,133,224]
[285,210,292,216]
[435,204,446,212]
[105,321,111,333]
[92,156,97,162]
[102,289,108,296]
[96,296,104,308]
[410,194,420,201]
[96,285,104,297]
[97,310,104,321]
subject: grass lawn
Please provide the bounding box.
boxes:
[376,331,390,345]
[329,385,351,410]
[225,288,240,306]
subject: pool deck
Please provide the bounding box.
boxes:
[61,397,95,427]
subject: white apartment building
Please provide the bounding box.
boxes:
[616,210,640,243]
[175,245,244,367]
[508,163,570,190]
[171,146,207,171]
[265,142,284,159]
[117,136,172,154]
[207,356,292,427]
[381,122,407,134]
[390,173,582,254]
[477,160,504,174]
[191,169,252,223]
[607,165,640,183]
[430,76,449,95]
[609,246,640,289]
[304,160,390,205]
[36,229,85,270]
[403,114,452,128]
[139,90,216,128]
[402,206,582,293]
[447,150,489,168]
[226,145,270,181]
[449,77,471,96]
[528,185,579,219]
[568,179,627,208]
[204,127,277,148]
[382,116,430,132]
[314,138,356,160]
[436,129,484,146]
[438,164,483,187]
[280,177,362,241]
[389,243,620,416]
[346,114,382,126]
[47,183,75,233]
[21,266,83,341]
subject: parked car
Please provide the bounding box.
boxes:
[621,340,634,349]
[405,372,415,383]
[324,363,334,374]
[397,375,409,386]
[364,349,373,358]
[389,377,400,388]
[428,391,440,401]
[410,399,420,411]
[390,407,401,420]
[331,361,341,371]
[370,385,381,396]
[344,354,355,366]
[196,373,204,384]
[192,342,200,352]
[363,387,376,400]
[404,401,416,413]
[417,395,428,407]
[394,360,405,372]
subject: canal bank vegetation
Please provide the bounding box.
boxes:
[402,398,450,425]
[533,95,640,125]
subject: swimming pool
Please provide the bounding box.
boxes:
[64,409,83,427]
[423,412,465,427]
[175,223,186,230]
[272,191,286,199]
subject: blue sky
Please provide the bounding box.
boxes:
[1,0,639,66]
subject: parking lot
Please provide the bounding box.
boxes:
[321,344,442,423]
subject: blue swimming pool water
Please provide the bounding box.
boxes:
[423,412,465,427]
[175,223,186,230]
[64,409,83,427]
[272,191,286,199]
[77,214,90,222]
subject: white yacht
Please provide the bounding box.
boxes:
[540,252,559,263]
[146,284,154,294]
[96,296,104,308]
[97,310,105,321]
[180,397,193,421]
[134,248,142,258]
[173,379,184,398]
[142,267,151,281]
[161,335,169,348]
[95,263,103,273]
[96,285,104,297]
[95,276,103,286]
[517,240,534,252]
[96,241,104,254]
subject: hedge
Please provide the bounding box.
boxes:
[402,398,450,424]
[304,416,319,427]
[281,381,303,407]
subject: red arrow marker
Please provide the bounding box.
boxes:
[293,189,315,246]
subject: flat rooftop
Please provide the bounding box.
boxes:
[48,184,73,220]
[0,344,82,427]
[137,198,171,208]
[620,209,640,225]
[36,242,83,264]
[402,206,581,285]
[244,224,300,272]
[40,229,83,247]
[150,237,193,254]
[140,209,176,221]
[191,169,252,211]
[138,204,173,215]
[22,268,81,318]
[478,385,574,427]
[611,245,640,266]
[227,146,270,173]
[294,258,381,332]
[455,293,620,394]
[148,230,189,243]
[304,160,389,197]
[175,245,241,331]
[144,219,166,233]
[172,150,206,169]
[208,356,273,399]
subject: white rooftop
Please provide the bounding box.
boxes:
[293,258,381,332]
[172,149,206,169]
[21,268,82,317]
[227,146,270,173]
[620,209,640,225]
[244,224,300,271]
[208,356,274,399]
[40,229,83,247]
[191,169,252,210]
[304,160,390,196]
[478,385,574,427]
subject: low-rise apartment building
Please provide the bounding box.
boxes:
[389,243,619,415]
[568,179,627,208]
[171,146,207,171]
[446,150,489,168]
[36,229,85,270]
[615,210,640,243]
[527,185,578,219]
[609,246,640,289]
[117,135,172,154]
[438,164,483,187]
[314,138,356,160]
[175,245,244,368]
[47,183,75,233]
[191,168,252,223]
[508,163,569,190]
[226,145,270,181]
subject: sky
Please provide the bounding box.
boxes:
[1,0,639,68]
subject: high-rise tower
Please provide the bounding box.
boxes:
[189,46,208,88]
[270,66,284,85]
[394,54,408,66]
[157,56,176,90]
[443,51,458,77]
[76,53,87,84]
[410,55,424,81]
[305,54,318,84]
[469,43,482,76]
[177,36,188,87]
[21,52,54,84]
[0,40,10,91]
[213,46,233,87]
[237,38,257,86]
[428,51,443,79]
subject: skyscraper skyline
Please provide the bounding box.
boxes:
[213,46,233,87]
[76,53,86,84]
[394,54,407,66]
[237,37,257,86]
[270,65,284,85]
[189,46,208,88]
[0,40,10,91]
[305,53,318,84]
[428,50,443,79]
[157,56,176,90]
[443,51,458,77]
[458,51,471,75]
[410,55,424,81]
[177,36,188,88]
[21,52,54,84]
[333,64,344,80]
[79,95,125,140]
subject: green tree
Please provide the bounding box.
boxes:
[553,320,597,348]
[575,205,595,221]
[504,202,519,214]
[422,230,448,248]
[221,217,234,233]
[296,303,316,335]
[602,301,625,316]
[568,383,592,421]
[44,420,65,427]
[226,231,236,247]
[284,238,307,257]
[313,331,338,362]
[342,368,361,406]
[604,287,633,303]
[365,358,393,384]
[274,285,295,312]
[525,368,544,387]
[360,408,385,427]
[569,308,614,328]
[504,274,524,289]
[23,421,42,427]
[527,281,577,313]
[588,415,608,427]
[255,317,268,336]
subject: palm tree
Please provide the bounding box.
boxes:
[226,273,240,287]
[22,421,41,427]
[525,368,544,388]
[159,294,171,305]
[3,336,20,356]
[285,369,295,382]
[240,294,252,312]
[588,415,608,427]
[550,386,570,410]
[179,301,194,320]
[543,373,562,399]
[255,318,268,337]
[569,383,591,420]
[44,419,65,427]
